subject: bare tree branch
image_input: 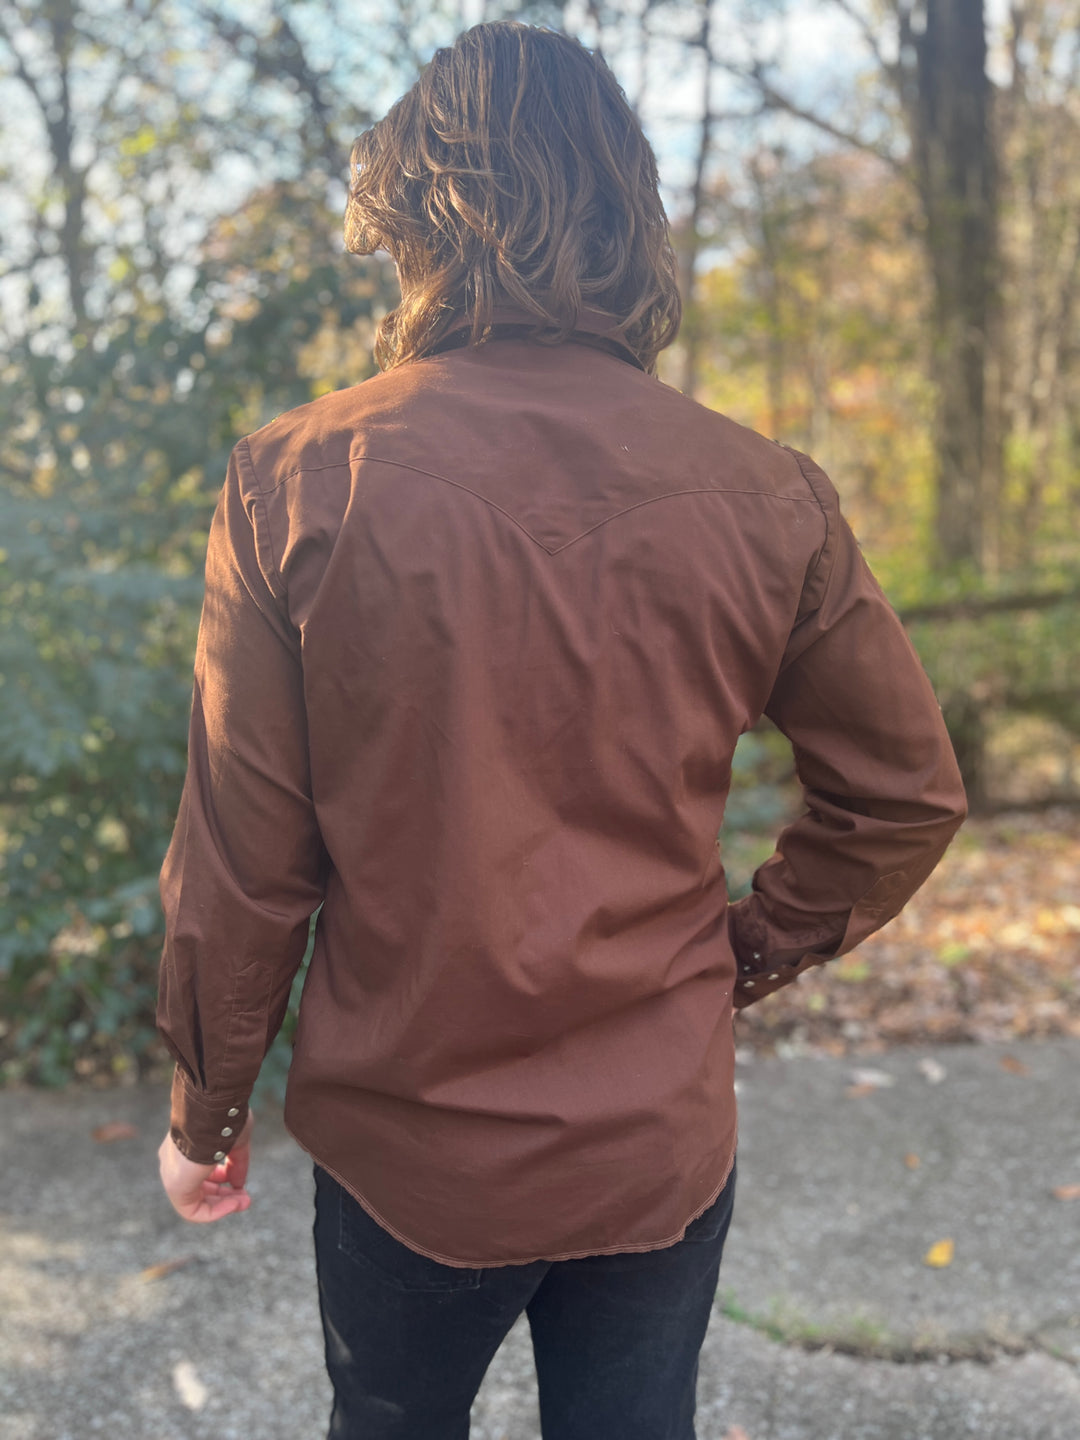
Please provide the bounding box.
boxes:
[830,0,901,83]
[199,2,345,175]
[718,58,907,175]
[0,0,91,328]
[0,3,50,121]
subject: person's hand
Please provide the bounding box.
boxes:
[158,1109,254,1223]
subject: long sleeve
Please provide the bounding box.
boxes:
[728,450,967,1008]
[156,442,327,1161]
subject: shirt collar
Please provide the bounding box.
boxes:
[431,304,646,371]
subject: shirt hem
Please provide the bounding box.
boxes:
[286,1116,738,1270]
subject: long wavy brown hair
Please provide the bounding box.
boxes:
[345,22,681,373]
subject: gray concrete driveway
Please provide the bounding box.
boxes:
[2,1038,1078,1439]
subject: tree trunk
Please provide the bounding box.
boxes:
[748,156,787,438]
[906,0,999,571]
[676,0,714,398]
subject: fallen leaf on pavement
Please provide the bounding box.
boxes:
[1051,1184,1080,1201]
[139,1256,196,1283]
[999,1055,1029,1075]
[850,1067,896,1088]
[845,1083,879,1098]
[172,1360,208,1412]
[722,1428,752,1440]
[924,1238,955,1268]
[904,1152,921,1169]
[92,1121,138,1143]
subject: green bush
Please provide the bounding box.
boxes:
[0,234,390,1087]
[0,489,200,1084]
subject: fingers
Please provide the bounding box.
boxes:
[167,1176,251,1221]
[159,1129,253,1224]
[158,1117,256,1224]
[200,1178,248,1198]
[223,1146,250,1190]
[182,1188,252,1224]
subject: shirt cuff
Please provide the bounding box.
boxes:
[168,1066,251,1164]
[732,949,825,1009]
[728,893,844,1010]
[728,871,909,1009]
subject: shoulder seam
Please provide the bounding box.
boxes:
[781,445,832,533]
[780,445,839,619]
[234,436,286,601]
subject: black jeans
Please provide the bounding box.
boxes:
[312,1158,736,1440]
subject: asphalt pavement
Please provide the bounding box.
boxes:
[1,1036,1078,1440]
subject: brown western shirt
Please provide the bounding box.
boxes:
[157,316,966,1266]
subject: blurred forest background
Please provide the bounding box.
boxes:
[1,0,1077,1088]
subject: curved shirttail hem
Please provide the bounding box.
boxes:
[286,1115,737,1270]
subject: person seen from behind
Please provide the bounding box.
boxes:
[156,22,967,1440]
